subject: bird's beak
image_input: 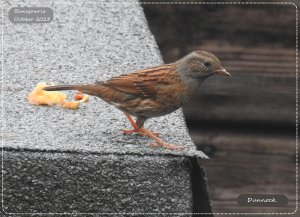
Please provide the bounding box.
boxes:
[215,68,231,77]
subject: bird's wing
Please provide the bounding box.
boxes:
[101,64,174,98]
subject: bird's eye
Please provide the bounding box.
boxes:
[203,61,211,68]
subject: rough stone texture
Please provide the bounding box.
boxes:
[3,151,193,214]
[1,0,210,215]
[1,0,207,158]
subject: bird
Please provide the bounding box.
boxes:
[44,51,231,150]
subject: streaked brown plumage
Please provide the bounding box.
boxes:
[44,51,231,150]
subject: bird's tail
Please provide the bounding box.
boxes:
[43,84,103,96]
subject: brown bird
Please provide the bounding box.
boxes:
[44,51,231,150]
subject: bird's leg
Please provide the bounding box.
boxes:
[134,117,183,150]
[122,113,141,134]
[139,128,183,150]
[122,114,181,150]
[122,114,159,136]
[135,117,160,137]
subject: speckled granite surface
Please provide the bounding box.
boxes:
[3,151,195,214]
[1,0,210,215]
[2,0,207,158]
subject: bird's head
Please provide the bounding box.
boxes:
[178,50,231,80]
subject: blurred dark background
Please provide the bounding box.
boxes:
[141,0,297,214]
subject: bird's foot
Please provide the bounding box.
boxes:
[147,141,184,151]
[122,128,160,137]
[122,129,139,134]
[123,127,182,150]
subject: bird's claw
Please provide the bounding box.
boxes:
[122,129,160,137]
[122,129,139,135]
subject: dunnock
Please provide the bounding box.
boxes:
[44,51,230,150]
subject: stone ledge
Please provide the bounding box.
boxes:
[2,150,211,215]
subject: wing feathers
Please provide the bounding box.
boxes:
[102,64,174,98]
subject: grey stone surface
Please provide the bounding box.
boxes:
[1,0,207,158]
[3,151,193,214]
[1,0,210,215]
